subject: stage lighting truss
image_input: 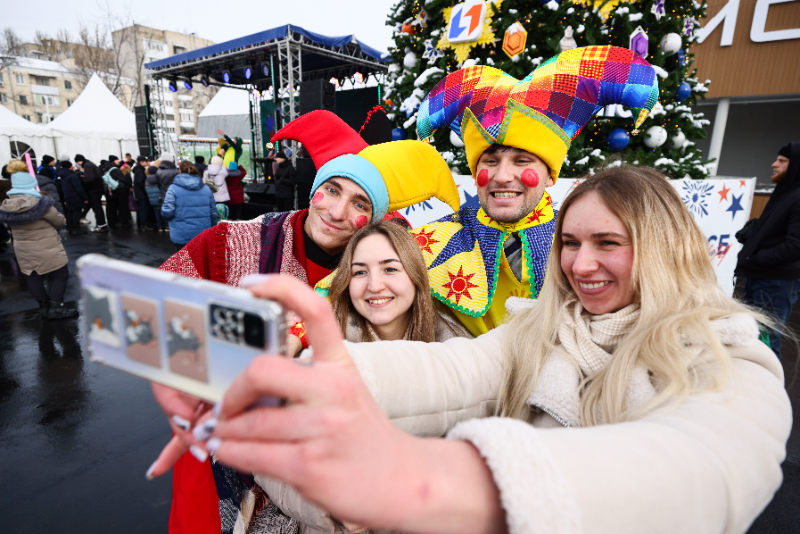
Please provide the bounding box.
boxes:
[183,78,193,90]
[200,73,209,87]
[168,78,178,92]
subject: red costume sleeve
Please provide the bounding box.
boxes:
[160,225,228,534]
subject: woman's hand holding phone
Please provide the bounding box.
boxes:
[147,275,505,534]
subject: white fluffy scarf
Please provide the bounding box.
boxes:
[502,297,761,428]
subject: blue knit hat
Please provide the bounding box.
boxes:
[311,154,389,221]
[8,172,41,198]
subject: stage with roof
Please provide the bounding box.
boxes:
[144,24,390,177]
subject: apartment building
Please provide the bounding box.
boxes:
[112,25,217,135]
[0,56,134,124]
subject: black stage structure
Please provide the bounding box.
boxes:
[144,24,389,182]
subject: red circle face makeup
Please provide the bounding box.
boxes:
[311,192,324,204]
[521,168,539,188]
[355,215,369,229]
[476,169,489,187]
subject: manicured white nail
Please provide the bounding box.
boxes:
[189,445,208,463]
[145,460,158,480]
[193,418,217,441]
[171,414,191,431]
[240,274,272,287]
[206,437,221,453]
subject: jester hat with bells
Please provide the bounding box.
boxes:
[417,45,660,182]
[271,110,459,222]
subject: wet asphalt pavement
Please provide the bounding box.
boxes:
[0,222,798,533]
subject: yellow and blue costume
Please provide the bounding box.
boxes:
[412,194,555,336]
[415,46,659,334]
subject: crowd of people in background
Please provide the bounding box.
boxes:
[0,149,253,319]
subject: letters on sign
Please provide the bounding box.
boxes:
[697,0,800,46]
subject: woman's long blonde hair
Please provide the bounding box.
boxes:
[328,220,437,342]
[499,166,765,425]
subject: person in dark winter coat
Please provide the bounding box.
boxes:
[132,155,154,230]
[75,154,108,232]
[736,141,800,360]
[105,156,133,227]
[156,153,180,202]
[0,161,77,320]
[273,151,297,212]
[35,168,65,216]
[225,164,246,220]
[161,161,217,248]
[145,165,166,231]
[59,161,89,234]
[194,156,207,177]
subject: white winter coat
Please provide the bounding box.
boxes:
[256,304,792,534]
[205,165,230,203]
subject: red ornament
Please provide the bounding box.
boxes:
[355,215,369,229]
[476,169,489,187]
[521,168,539,188]
[311,192,324,204]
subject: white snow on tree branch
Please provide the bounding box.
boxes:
[654,158,677,166]
[629,13,643,21]
[590,148,606,160]
[652,65,669,79]
[546,0,559,10]
[414,67,444,87]
[577,24,585,33]
[403,114,417,129]
[400,93,422,117]
[575,156,590,166]
[567,7,575,13]
[692,83,709,92]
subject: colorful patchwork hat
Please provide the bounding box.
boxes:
[272,110,460,221]
[417,45,659,180]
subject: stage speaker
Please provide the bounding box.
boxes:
[245,183,275,204]
[299,79,335,115]
[135,85,158,157]
[295,158,316,182]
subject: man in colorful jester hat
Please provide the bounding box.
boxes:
[158,109,459,534]
[414,45,659,336]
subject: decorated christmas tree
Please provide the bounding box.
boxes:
[383,0,712,179]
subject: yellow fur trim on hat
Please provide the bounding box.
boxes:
[358,140,460,213]
[462,100,571,182]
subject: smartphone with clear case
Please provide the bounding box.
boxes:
[78,254,286,402]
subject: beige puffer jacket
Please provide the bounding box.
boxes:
[0,195,67,275]
[256,302,792,534]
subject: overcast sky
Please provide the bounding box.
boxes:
[7,0,399,54]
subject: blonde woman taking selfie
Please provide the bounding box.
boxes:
[151,166,791,534]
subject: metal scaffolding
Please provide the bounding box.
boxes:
[144,25,387,179]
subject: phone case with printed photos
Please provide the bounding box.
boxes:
[78,254,287,402]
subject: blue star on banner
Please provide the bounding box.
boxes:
[405,201,434,214]
[727,193,744,220]
[463,190,480,209]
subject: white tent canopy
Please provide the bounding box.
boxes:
[0,104,60,167]
[49,73,138,162]
[197,87,251,139]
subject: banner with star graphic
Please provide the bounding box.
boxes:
[401,176,756,296]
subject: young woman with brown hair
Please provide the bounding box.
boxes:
[328,220,470,343]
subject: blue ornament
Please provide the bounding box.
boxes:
[607,128,630,151]
[392,127,408,141]
[675,82,691,102]
[676,48,686,66]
